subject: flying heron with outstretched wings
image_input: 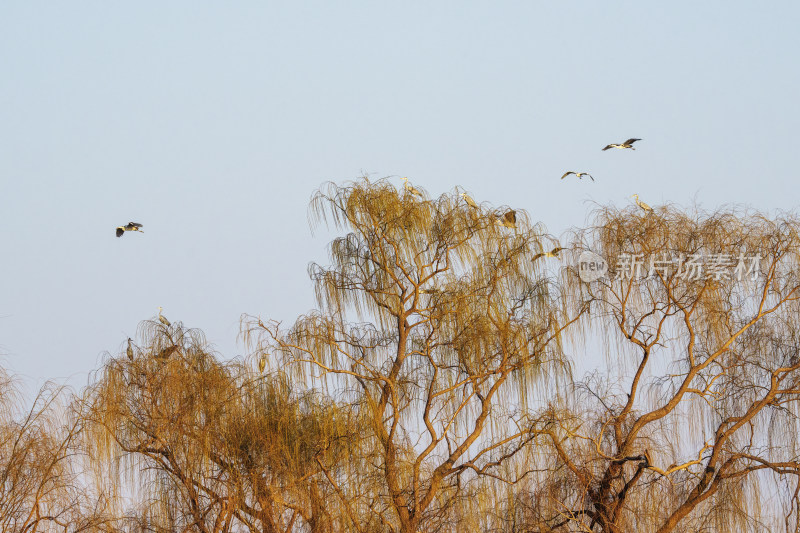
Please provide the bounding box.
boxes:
[561,171,594,181]
[116,222,143,237]
[602,138,641,151]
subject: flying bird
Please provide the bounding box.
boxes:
[402,177,424,198]
[157,306,171,327]
[116,222,143,237]
[602,138,641,151]
[461,192,479,208]
[532,247,565,262]
[560,171,594,181]
[632,194,653,213]
[126,338,135,361]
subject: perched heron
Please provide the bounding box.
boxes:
[498,209,517,229]
[157,345,178,359]
[461,192,479,208]
[560,171,594,181]
[420,287,442,295]
[532,247,565,261]
[258,354,267,374]
[602,138,641,151]
[632,194,653,213]
[402,177,424,198]
[126,338,135,361]
[116,222,143,238]
[157,306,171,327]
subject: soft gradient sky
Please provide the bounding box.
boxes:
[1,2,798,393]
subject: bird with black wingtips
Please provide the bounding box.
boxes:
[402,177,424,199]
[561,171,594,181]
[602,138,641,151]
[116,222,143,237]
[157,306,171,327]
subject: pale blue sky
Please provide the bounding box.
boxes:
[1,2,798,391]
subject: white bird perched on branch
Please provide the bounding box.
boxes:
[632,194,653,213]
[401,177,424,198]
[602,138,641,151]
[116,222,143,237]
[461,192,478,208]
[157,306,171,327]
[560,171,594,181]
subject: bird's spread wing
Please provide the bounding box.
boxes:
[128,222,143,228]
[561,172,574,179]
[624,138,641,145]
[587,174,595,181]
[116,227,124,237]
[602,145,613,151]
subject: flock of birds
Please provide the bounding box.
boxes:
[399,137,651,263]
[125,306,172,361]
[400,177,520,230]
[410,138,651,224]
[119,139,650,362]
[117,139,650,240]
[558,137,652,212]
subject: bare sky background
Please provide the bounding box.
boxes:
[1,2,798,394]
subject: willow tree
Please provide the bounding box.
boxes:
[0,366,113,533]
[243,178,578,532]
[517,206,800,533]
[83,320,354,533]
